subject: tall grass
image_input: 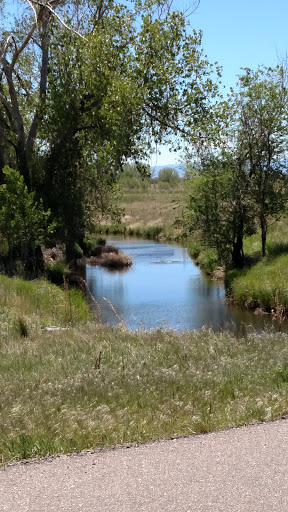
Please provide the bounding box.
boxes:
[0,275,90,335]
[226,217,288,309]
[1,324,288,464]
[227,254,288,309]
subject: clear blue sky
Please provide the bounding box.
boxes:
[150,0,288,167]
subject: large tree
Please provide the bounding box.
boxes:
[235,66,288,256]
[1,0,220,255]
[185,65,288,267]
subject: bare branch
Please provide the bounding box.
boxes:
[2,35,18,57]
[11,22,39,70]
[35,1,88,41]
[23,0,38,24]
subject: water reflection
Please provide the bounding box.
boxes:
[86,238,283,332]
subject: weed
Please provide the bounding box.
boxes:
[17,317,28,337]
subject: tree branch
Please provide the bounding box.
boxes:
[35,1,88,41]
[11,22,39,70]
[23,0,38,24]
[0,91,13,117]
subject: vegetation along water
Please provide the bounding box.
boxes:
[1,0,288,464]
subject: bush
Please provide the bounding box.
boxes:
[0,167,53,260]
[46,261,68,285]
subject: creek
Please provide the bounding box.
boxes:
[86,238,279,332]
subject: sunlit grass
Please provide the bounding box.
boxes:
[1,324,288,463]
[0,275,90,336]
[119,184,185,231]
[227,254,288,309]
[227,217,288,309]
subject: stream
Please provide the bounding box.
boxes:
[86,238,279,332]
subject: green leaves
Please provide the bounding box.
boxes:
[0,167,53,251]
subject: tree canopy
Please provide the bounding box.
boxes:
[185,65,288,267]
[0,0,220,259]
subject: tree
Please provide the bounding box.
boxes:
[0,166,52,272]
[185,65,288,267]
[158,167,180,184]
[185,151,256,267]
[234,66,288,256]
[1,0,220,258]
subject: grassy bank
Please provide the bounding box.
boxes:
[96,183,185,241]
[187,218,288,310]
[2,320,288,463]
[188,239,219,274]
[226,218,288,311]
[0,275,90,336]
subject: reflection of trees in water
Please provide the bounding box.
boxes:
[187,276,222,299]
[86,266,126,324]
[84,240,283,332]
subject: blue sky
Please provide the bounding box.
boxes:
[150,0,288,167]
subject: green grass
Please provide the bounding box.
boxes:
[227,254,288,309]
[187,238,219,274]
[226,217,288,310]
[1,324,288,464]
[0,275,90,335]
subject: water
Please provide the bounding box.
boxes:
[86,238,278,332]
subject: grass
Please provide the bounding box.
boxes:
[226,217,288,310]
[227,254,288,310]
[188,240,219,274]
[95,184,185,241]
[1,323,288,464]
[0,275,91,335]
[120,184,185,230]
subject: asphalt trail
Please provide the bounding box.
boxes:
[1,419,288,511]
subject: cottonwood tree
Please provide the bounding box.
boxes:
[185,151,256,267]
[235,66,288,256]
[0,0,220,259]
[158,167,180,184]
[185,65,288,267]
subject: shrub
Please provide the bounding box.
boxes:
[46,261,68,285]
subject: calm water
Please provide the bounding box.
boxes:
[86,238,278,332]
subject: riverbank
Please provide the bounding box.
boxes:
[187,218,288,316]
[1,310,288,464]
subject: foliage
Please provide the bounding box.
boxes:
[45,261,68,285]
[158,167,180,184]
[185,65,288,268]
[0,166,52,257]
[185,152,256,267]
[119,162,150,190]
[234,66,288,256]
[0,0,221,255]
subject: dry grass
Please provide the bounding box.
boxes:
[2,322,288,464]
[119,184,185,229]
[87,244,132,268]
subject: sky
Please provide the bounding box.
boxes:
[150,0,288,168]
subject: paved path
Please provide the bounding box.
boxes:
[1,419,288,511]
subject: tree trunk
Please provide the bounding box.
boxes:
[260,211,267,257]
[232,234,244,268]
[0,141,5,183]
